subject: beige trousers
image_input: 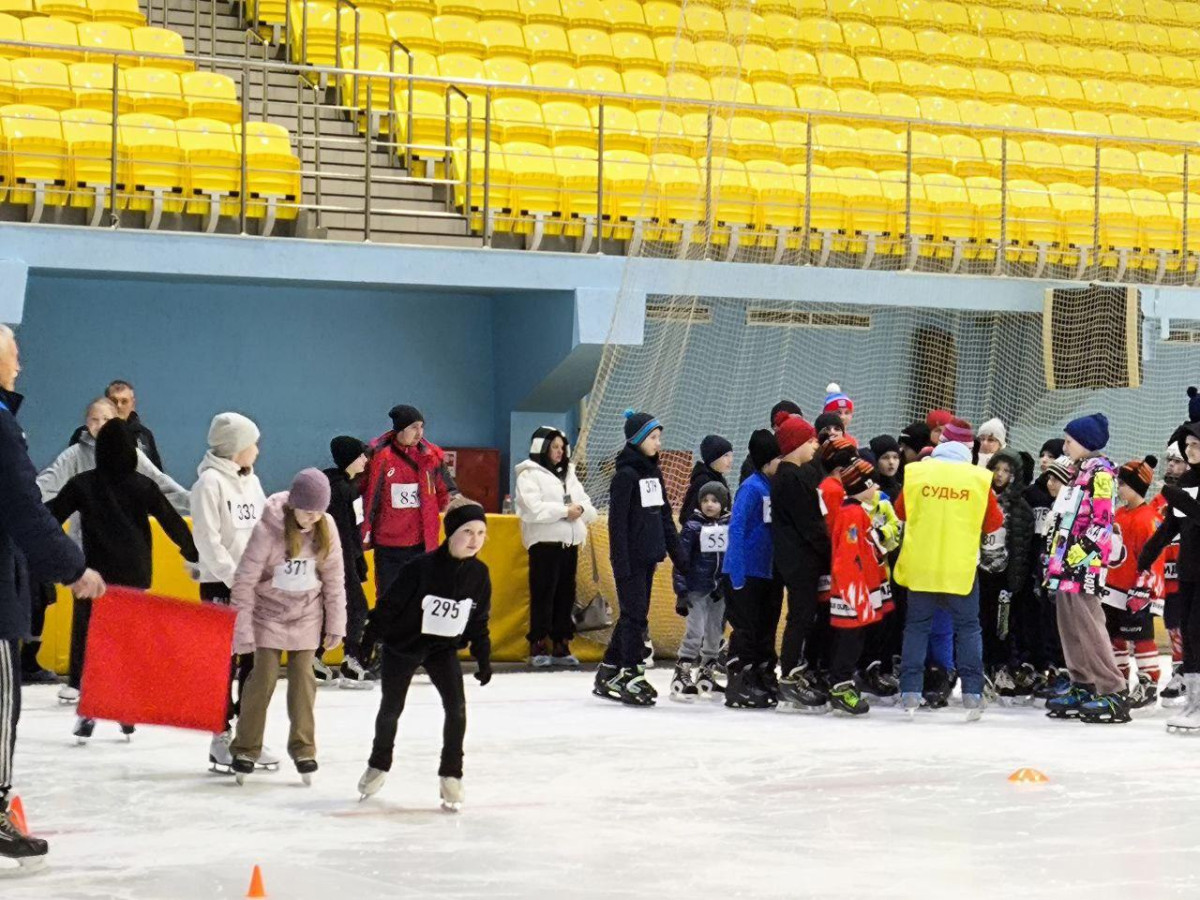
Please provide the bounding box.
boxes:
[231,648,317,761]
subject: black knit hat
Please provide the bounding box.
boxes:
[899,422,931,452]
[529,425,570,477]
[330,435,367,471]
[96,417,137,479]
[839,459,876,497]
[389,404,424,432]
[819,436,858,471]
[1040,438,1065,459]
[697,480,731,512]
[700,434,733,465]
[770,400,802,429]
[869,434,900,459]
[748,429,780,471]
[444,498,487,538]
[623,409,661,445]
[814,412,844,440]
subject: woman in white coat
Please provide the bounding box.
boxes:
[514,426,597,667]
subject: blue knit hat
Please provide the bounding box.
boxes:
[623,409,661,446]
[1064,412,1109,452]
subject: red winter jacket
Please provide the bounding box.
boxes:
[362,434,450,552]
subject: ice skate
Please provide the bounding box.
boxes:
[830,681,870,716]
[858,661,899,706]
[57,685,79,705]
[338,656,377,690]
[993,667,1016,705]
[1046,684,1094,720]
[120,724,135,741]
[1034,668,1071,704]
[1166,675,1200,734]
[758,662,780,702]
[901,692,922,719]
[1161,664,1187,708]
[982,673,999,704]
[617,667,656,707]
[1128,672,1158,716]
[358,766,387,800]
[776,666,830,714]
[440,776,464,812]
[295,758,318,786]
[551,641,580,668]
[528,640,552,669]
[592,663,623,703]
[642,633,655,669]
[963,693,985,723]
[232,755,256,785]
[255,746,281,771]
[669,661,700,703]
[922,666,954,709]
[1079,691,1132,724]
[208,730,234,774]
[0,797,47,876]
[723,665,773,709]
[695,659,725,696]
[312,657,339,686]
[21,667,58,686]
[1010,663,1038,706]
[73,716,94,744]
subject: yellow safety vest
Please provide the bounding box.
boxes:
[894,459,993,594]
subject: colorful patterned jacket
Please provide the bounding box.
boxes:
[1046,454,1117,595]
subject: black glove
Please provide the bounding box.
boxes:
[355,556,369,583]
[675,595,690,617]
[474,660,492,686]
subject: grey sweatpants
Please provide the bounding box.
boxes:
[678,591,726,662]
[1056,590,1127,695]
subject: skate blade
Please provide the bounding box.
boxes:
[776,702,830,715]
[1079,715,1131,724]
[1166,724,1200,733]
[337,679,375,691]
[864,694,899,707]
[235,773,247,785]
[209,764,234,776]
[255,763,280,771]
[440,801,461,813]
[0,855,47,877]
[301,774,313,787]
[668,691,697,703]
[965,710,983,723]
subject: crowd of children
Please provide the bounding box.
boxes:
[597,384,1200,734]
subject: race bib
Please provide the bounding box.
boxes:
[421,594,472,637]
[1166,561,1178,580]
[639,478,664,508]
[699,524,729,553]
[353,496,364,525]
[230,500,260,531]
[762,496,772,523]
[1033,507,1051,537]
[391,482,420,509]
[272,557,319,592]
[982,526,1007,551]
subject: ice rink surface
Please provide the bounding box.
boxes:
[5,664,1200,900]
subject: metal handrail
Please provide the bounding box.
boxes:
[333,0,361,108]
[444,86,471,217]
[389,39,415,172]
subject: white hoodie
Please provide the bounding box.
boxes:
[190,450,268,587]
[513,458,598,549]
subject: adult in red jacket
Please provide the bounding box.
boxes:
[362,405,454,598]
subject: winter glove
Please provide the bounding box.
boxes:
[322,634,343,652]
[1126,581,1154,616]
[675,594,690,617]
[996,590,1012,641]
[474,660,492,686]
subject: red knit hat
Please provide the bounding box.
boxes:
[926,409,954,429]
[776,415,817,456]
[940,417,974,445]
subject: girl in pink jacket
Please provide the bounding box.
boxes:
[229,469,346,785]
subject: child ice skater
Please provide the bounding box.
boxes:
[671,481,731,700]
[358,498,492,811]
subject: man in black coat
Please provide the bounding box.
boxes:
[0,325,105,868]
[324,436,374,683]
[68,379,164,472]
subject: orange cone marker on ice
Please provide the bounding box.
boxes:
[246,864,268,898]
[1008,768,1049,783]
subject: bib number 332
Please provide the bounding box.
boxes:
[421,595,473,637]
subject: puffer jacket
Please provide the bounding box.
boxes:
[514,458,598,549]
[38,431,190,514]
[987,449,1035,592]
[362,434,450,551]
[678,461,730,525]
[673,509,730,596]
[191,451,268,587]
[608,444,681,580]
[231,493,346,654]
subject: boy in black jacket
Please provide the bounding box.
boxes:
[46,418,197,741]
[324,436,373,685]
[358,498,491,810]
[678,435,733,525]
[594,410,682,707]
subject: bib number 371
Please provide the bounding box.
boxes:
[421,595,473,637]
[272,557,319,592]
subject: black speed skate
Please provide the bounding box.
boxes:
[232,755,256,785]
[0,797,47,875]
[858,660,899,706]
[295,758,318,786]
[724,664,774,709]
[1079,691,1132,724]
[73,717,95,744]
[777,666,830,714]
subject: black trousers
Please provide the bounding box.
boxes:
[201,582,255,731]
[978,569,1011,672]
[604,562,657,669]
[369,645,466,777]
[0,639,20,799]
[343,574,370,662]
[781,566,822,675]
[726,575,783,670]
[1176,580,1200,674]
[829,626,867,685]
[67,595,91,690]
[373,545,423,601]
[526,543,579,644]
[19,583,55,674]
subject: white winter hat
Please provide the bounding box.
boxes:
[977,417,1007,446]
[207,412,260,459]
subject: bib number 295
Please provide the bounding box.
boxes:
[421,595,472,637]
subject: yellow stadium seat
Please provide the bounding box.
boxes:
[601,0,646,33]
[710,75,753,105]
[1100,146,1144,190]
[1059,47,1100,80]
[68,62,128,112]
[0,58,12,106]
[10,57,73,109]
[236,121,301,222]
[0,103,67,207]
[957,98,998,127]
[679,110,727,156]
[1096,186,1140,269]
[877,90,920,119]
[1102,20,1138,52]
[635,108,689,155]
[559,0,604,28]
[683,4,726,42]
[60,106,115,211]
[600,147,655,236]
[0,0,32,15]
[938,132,987,177]
[522,23,571,60]
[541,99,592,146]
[1167,191,1200,256]
[994,102,1035,130]
[963,175,1003,257]
[431,14,486,55]
[812,122,864,168]
[385,10,439,51]
[652,151,704,235]
[1168,25,1200,56]
[519,0,563,24]
[575,63,623,99]
[837,88,879,118]
[987,37,1026,69]
[484,56,533,95]
[1068,15,1105,47]
[796,17,843,52]
[898,60,936,96]
[1147,83,1186,117]
[77,21,135,65]
[1046,74,1085,109]
[840,21,881,53]
[694,39,740,78]
[492,97,549,144]
[1020,140,1071,183]
[1128,187,1178,262]
[1000,9,1035,41]
[753,80,796,113]
[898,0,937,29]
[804,165,849,239]
[1176,0,1200,24]
[118,111,184,214]
[771,118,808,164]
[971,68,1012,104]
[724,8,767,43]
[22,16,84,61]
[763,12,801,49]
[1158,55,1195,87]
[34,0,88,22]
[740,43,786,84]
[858,55,902,93]
[566,27,612,66]
[1073,109,1111,135]
[1009,70,1048,105]
[1006,179,1059,250]
[795,83,839,113]
[857,126,903,169]
[1137,23,1172,53]
[1108,112,1148,140]
[1060,142,1099,184]
[1092,48,1129,80]
[337,46,392,125]
[969,5,1006,36]
[1050,181,1097,260]
[933,63,974,99]
[946,32,988,65]
[176,117,240,217]
[913,29,952,64]
[777,47,820,84]
[130,26,189,71]
[480,17,529,59]
[931,1,970,32]
[1023,42,1063,76]
[747,157,804,239]
[1137,149,1182,193]
[0,12,22,57]
[123,67,187,119]
[607,32,656,72]
[709,156,757,238]
[622,68,666,108]
[922,172,974,243]
[530,59,578,93]
[728,115,775,161]
[88,0,142,26]
[551,143,597,231]
[918,94,959,123]
[839,0,901,25]
[181,71,240,124]
[587,104,642,151]
[437,51,484,83]
[1080,78,1123,113]
[817,51,862,89]
[642,0,682,37]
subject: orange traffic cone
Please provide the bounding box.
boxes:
[1008,767,1049,783]
[246,864,267,898]
[8,795,28,834]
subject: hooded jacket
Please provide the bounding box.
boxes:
[231,492,346,654]
[361,541,491,665]
[679,460,730,525]
[771,459,832,586]
[984,448,1035,592]
[608,443,681,580]
[513,427,598,549]
[1046,453,1117,594]
[69,410,163,471]
[673,508,730,596]
[0,388,86,641]
[362,434,451,552]
[39,430,190,514]
[1142,421,1200,581]
[46,418,197,589]
[191,450,268,588]
[324,465,368,584]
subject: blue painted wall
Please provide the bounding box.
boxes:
[16,273,499,492]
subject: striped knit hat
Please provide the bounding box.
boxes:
[1119,455,1158,497]
[823,382,853,414]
